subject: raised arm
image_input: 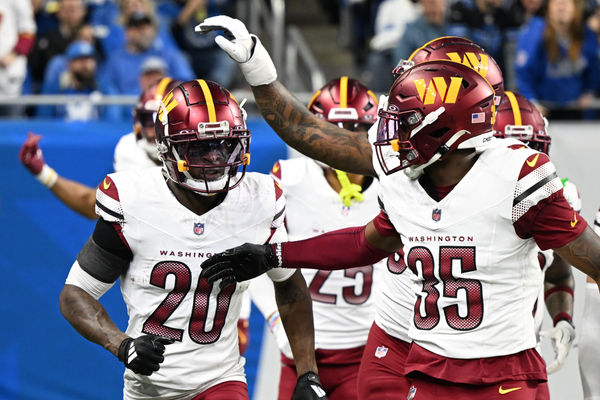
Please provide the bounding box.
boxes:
[196,16,376,176]
[19,132,98,219]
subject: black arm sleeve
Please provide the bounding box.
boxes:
[76,218,133,283]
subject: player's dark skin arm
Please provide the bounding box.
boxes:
[554,225,600,292]
[59,284,127,356]
[273,270,318,376]
[544,252,575,321]
[51,177,98,219]
[252,81,376,176]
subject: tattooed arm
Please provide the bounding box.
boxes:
[252,82,377,176]
[554,225,600,291]
[273,270,318,376]
[59,285,127,356]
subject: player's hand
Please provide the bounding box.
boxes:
[18,132,45,175]
[117,334,175,376]
[237,318,250,355]
[291,372,328,400]
[540,320,575,374]
[195,15,276,86]
[200,243,278,288]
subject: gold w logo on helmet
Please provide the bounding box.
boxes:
[445,52,489,78]
[414,77,463,105]
[157,91,178,124]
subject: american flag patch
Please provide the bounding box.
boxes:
[471,112,485,123]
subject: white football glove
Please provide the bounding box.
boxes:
[195,15,277,86]
[540,320,575,374]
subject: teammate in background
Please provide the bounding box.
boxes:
[493,91,577,381]
[249,77,396,400]
[393,35,505,106]
[197,16,600,399]
[59,80,326,400]
[579,210,600,400]
[18,77,180,219]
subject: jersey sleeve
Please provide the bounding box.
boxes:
[266,177,295,282]
[513,153,587,250]
[95,175,125,223]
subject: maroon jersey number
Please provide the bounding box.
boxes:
[142,261,235,343]
[308,266,374,305]
[408,246,482,331]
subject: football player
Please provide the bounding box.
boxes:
[197,16,600,400]
[58,80,326,400]
[493,91,577,376]
[18,77,180,219]
[248,77,404,400]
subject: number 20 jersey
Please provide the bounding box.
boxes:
[373,138,584,359]
[95,167,290,400]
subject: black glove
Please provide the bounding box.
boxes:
[117,334,175,376]
[291,372,328,400]
[200,243,278,288]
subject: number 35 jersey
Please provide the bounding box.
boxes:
[271,157,387,349]
[95,167,291,400]
[373,139,586,359]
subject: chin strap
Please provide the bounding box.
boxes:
[335,170,364,207]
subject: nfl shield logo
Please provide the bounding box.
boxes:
[432,208,441,222]
[374,345,388,359]
[193,223,204,235]
[407,386,417,400]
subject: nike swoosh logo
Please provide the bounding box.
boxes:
[499,386,522,395]
[571,212,578,228]
[103,178,111,190]
[526,154,540,168]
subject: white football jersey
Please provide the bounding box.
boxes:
[371,136,564,359]
[95,167,292,399]
[533,180,580,335]
[113,132,158,173]
[272,157,393,349]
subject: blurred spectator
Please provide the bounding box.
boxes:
[37,40,120,121]
[31,0,59,36]
[101,11,193,96]
[447,0,515,69]
[138,56,167,92]
[515,0,599,118]
[170,0,237,87]
[0,0,36,117]
[364,0,421,92]
[29,0,87,94]
[394,0,448,66]
[91,0,179,59]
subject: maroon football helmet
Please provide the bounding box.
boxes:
[493,91,550,154]
[393,36,504,106]
[134,77,183,161]
[375,60,496,175]
[308,76,378,130]
[155,79,250,194]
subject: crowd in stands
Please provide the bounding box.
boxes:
[0,0,599,120]
[351,0,600,118]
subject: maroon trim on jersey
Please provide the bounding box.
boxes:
[98,175,120,201]
[508,144,527,151]
[544,286,574,300]
[111,222,130,250]
[514,190,587,250]
[372,211,401,238]
[537,252,546,270]
[404,343,547,384]
[14,34,35,55]
[281,345,365,367]
[281,225,392,270]
[518,152,550,180]
[273,177,283,200]
[270,161,282,181]
[552,312,573,326]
